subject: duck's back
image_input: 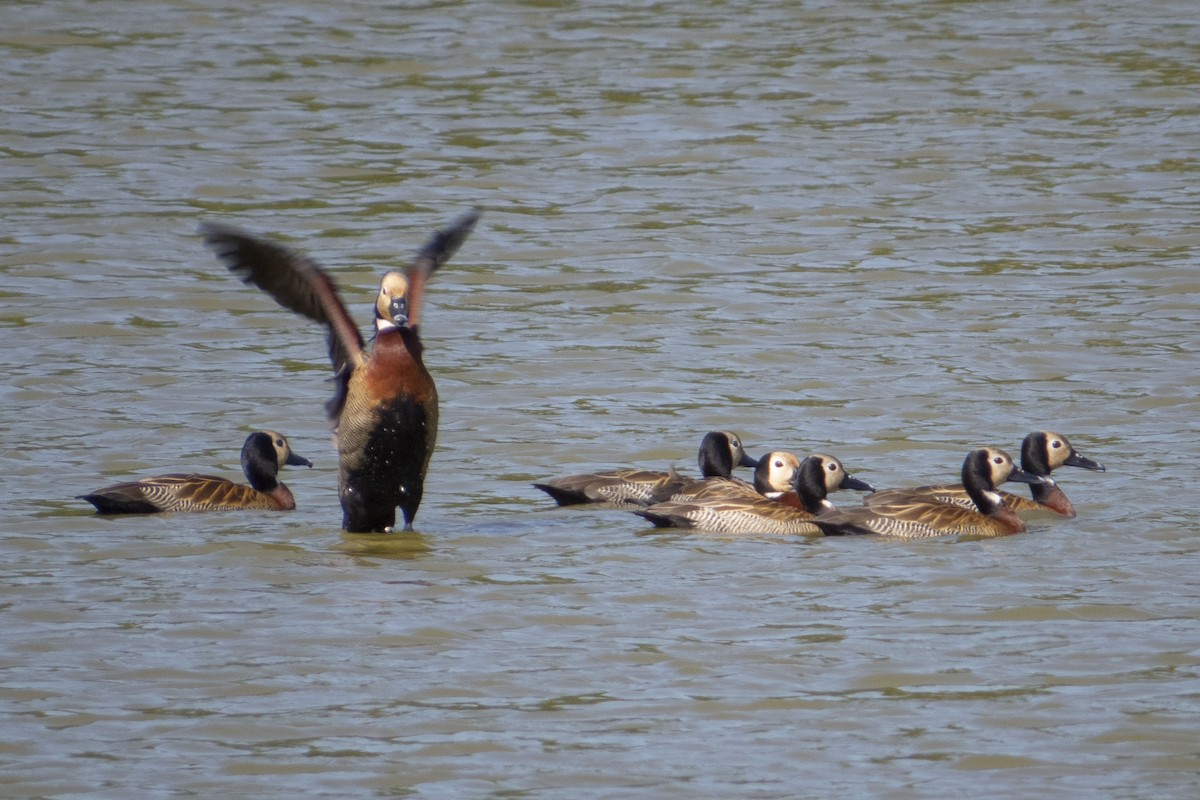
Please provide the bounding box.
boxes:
[534,468,676,506]
[637,497,821,535]
[652,475,756,503]
[865,484,1050,514]
[80,473,284,513]
[816,498,1023,538]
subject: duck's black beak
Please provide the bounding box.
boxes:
[1065,451,1105,472]
[389,296,409,326]
[738,451,759,469]
[1006,466,1047,485]
[287,452,313,468]
[840,474,875,492]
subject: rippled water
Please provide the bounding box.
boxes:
[3,0,1199,796]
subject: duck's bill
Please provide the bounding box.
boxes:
[1065,451,1105,472]
[840,474,875,492]
[287,452,314,468]
[1006,466,1047,485]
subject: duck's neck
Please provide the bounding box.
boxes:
[962,467,1004,515]
[267,483,297,511]
[375,323,424,361]
[793,467,830,515]
[698,436,733,478]
[243,456,280,494]
[241,436,281,493]
[1019,443,1072,511]
[245,458,295,510]
[1027,476,1055,503]
[1020,435,1050,477]
[1029,479,1075,515]
[752,463,774,495]
[991,504,1027,534]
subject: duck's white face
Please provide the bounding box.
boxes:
[980,447,1017,505]
[723,432,744,461]
[816,454,848,493]
[983,448,1016,483]
[260,429,312,470]
[375,271,410,331]
[262,430,291,469]
[1042,432,1073,470]
[762,451,801,493]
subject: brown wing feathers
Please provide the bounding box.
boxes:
[404,209,480,329]
[170,474,273,511]
[199,223,368,415]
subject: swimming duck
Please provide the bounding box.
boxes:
[533,430,757,506]
[202,210,479,532]
[863,431,1104,516]
[79,431,312,513]
[649,450,802,505]
[811,447,1047,538]
[635,453,874,535]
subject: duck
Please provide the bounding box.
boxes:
[649,450,802,506]
[201,210,480,532]
[634,453,874,535]
[79,431,312,513]
[533,430,757,506]
[863,431,1104,517]
[810,447,1047,538]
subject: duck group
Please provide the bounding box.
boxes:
[78,209,1106,540]
[201,209,479,532]
[534,430,1105,539]
[80,211,480,531]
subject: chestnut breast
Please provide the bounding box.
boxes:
[359,328,436,407]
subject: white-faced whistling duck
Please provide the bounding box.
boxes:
[864,431,1104,517]
[812,447,1047,538]
[533,431,758,507]
[202,210,480,532]
[635,453,874,535]
[649,450,802,505]
[79,431,311,513]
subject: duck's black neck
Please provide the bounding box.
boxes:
[698,434,733,478]
[1019,434,1055,503]
[241,433,280,492]
[961,451,1002,514]
[1020,434,1051,476]
[793,460,830,514]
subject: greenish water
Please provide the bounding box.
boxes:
[2,1,1199,797]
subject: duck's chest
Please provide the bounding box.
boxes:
[358,330,436,406]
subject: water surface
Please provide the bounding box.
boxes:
[3,1,1199,797]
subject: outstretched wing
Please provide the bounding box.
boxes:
[200,223,367,418]
[404,208,481,329]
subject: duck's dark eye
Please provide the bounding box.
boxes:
[993,456,1004,465]
[774,459,784,468]
[276,438,284,447]
[1051,440,1063,449]
[828,463,838,472]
